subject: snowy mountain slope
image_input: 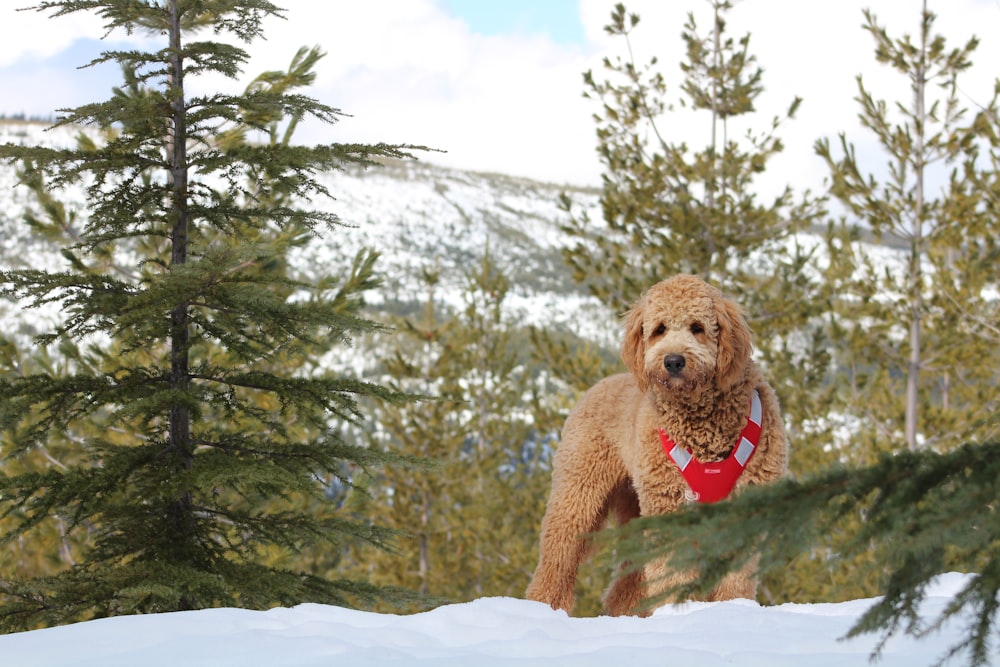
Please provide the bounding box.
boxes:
[0,121,622,348]
[0,120,913,353]
[293,156,620,346]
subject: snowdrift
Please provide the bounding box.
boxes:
[0,573,984,667]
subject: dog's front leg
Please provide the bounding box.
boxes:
[526,464,626,613]
[525,506,590,612]
[632,469,692,611]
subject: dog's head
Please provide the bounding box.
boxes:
[621,275,752,396]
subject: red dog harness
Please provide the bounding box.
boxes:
[658,390,762,503]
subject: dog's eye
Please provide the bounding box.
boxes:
[652,323,666,337]
[690,322,705,335]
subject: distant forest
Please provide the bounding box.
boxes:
[0,113,54,123]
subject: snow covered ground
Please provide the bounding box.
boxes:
[0,573,986,667]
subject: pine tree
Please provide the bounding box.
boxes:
[338,253,562,610]
[816,1,1000,454]
[763,0,1000,607]
[0,0,426,629]
[745,0,1000,607]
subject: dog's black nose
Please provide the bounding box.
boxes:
[663,354,686,376]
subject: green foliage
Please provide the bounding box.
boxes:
[0,0,427,629]
[777,4,1000,618]
[337,253,559,611]
[564,1,821,304]
[815,5,1000,454]
[610,441,1000,666]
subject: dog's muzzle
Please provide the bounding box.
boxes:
[663,354,686,377]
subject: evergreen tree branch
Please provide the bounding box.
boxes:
[609,441,1000,666]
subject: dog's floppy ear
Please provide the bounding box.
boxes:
[714,294,752,391]
[621,297,648,393]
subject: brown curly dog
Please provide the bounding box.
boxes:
[526,274,788,616]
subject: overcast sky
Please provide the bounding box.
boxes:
[2,0,999,197]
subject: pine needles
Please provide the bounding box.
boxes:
[610,441,1000,666]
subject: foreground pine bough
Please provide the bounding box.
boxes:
[611,440,1000,666]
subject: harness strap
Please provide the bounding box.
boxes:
[659,390,762,503]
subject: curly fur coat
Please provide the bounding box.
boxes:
[525,275,788,616]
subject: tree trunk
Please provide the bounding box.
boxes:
[166,0,195,602]
[905,0,928,452]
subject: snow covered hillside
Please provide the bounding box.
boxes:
[0,572,985,667]
[0,121,621,348]
[2,121,904,351]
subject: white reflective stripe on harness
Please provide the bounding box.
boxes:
[669,444,692,471]
[735,391,763,465]
[734,436,755,466]
[749,389,762,426]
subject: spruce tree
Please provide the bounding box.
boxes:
[764,0,1000,607]
[0,0,424,629]
[735,0,1000,606]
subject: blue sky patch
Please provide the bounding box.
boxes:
[443,0,584,45]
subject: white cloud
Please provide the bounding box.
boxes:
[227,0,604,186]
[0,6,105,68]
[1,0,998,191]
